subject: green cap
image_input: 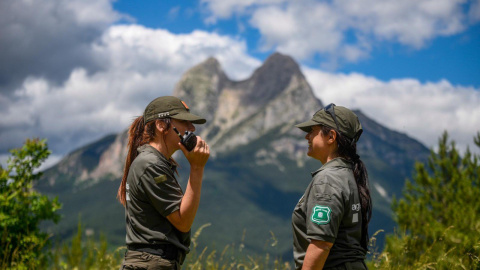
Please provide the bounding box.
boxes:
[295,104,363,141]
[143,96,206,125]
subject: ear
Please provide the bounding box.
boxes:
[327,130,337,144]
[155,120,167,134]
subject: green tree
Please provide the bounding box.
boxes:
[371,132,480,269]
[0,138,61,269]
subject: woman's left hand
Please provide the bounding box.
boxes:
[178,136,210,169]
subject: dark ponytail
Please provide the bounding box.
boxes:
[320,125,372,250]
[117,116,176,206]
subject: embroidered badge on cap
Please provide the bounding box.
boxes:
[311,205,331,225]
[154,175,167,184]
[158,112,170,118]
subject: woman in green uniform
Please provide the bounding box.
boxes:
[117,96,210,270]
[292,104,372,270]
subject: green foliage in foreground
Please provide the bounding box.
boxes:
[0,139,61,269]
[368,132,480,269]
[50,222,125,270]
[50,222,292,270]
[184,224,292,270]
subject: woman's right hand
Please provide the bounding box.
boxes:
[178,136,210,169]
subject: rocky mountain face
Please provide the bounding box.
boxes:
[174,53,321,154]
[38,53,430,258]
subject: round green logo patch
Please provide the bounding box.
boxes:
[311,205,331,225]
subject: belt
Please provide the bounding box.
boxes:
[127,243,181,261]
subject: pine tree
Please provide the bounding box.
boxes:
[373,132,480,269]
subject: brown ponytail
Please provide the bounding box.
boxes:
[320,125,372,250]
[117,116,178,206]
[117,116,148,206]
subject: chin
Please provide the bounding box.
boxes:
[307,152,322,162]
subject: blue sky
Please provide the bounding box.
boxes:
[0,0,479,168]
[114,0,480,87]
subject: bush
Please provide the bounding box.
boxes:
[0,139,61,269]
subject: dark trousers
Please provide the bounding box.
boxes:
[120,250,180,270]
[324,260,368,270]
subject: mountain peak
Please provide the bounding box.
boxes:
[182,56,224,79]
[253,52,303,80]
[173,57,228,126]
[244,52,306,105]
[261,52,302,74]
[198,56,222,74]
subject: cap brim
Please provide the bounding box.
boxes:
[171,112,206,124]
[295,119,319,132]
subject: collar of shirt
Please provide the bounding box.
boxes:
[311,157,353,177]
[137,144,177,171]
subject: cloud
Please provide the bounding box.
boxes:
[204,0,476,64]
[250,2,351,61]
[92,25,259,81]
[0,0,121,92]
[200,0,284,23]
[303,67,480,153]
[0,24,260,156]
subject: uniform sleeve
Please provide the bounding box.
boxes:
[140,164,183,217]
[305,174,345,243]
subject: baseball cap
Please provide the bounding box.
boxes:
[295,103,363,142]
[143,96,206,125]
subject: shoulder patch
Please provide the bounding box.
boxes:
[311,205,332,225]
[154,174,167,184]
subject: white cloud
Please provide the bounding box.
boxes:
[0,0,122,91]
[204,0,475,64]
[250,2,354,63]
[0,24,260,156]
[303,67,480,153]
[338,0,466,47]
[201,0,284,23]
[93,25,259,81]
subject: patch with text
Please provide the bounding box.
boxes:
[311,205,331,225]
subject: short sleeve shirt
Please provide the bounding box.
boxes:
[125,145,190,252]
[292,158,366,269]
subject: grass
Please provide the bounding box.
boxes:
[7,224,477,269]
[49,223,292,270]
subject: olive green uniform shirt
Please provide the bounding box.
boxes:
[125,145,190,253]
[292,158,366,269]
